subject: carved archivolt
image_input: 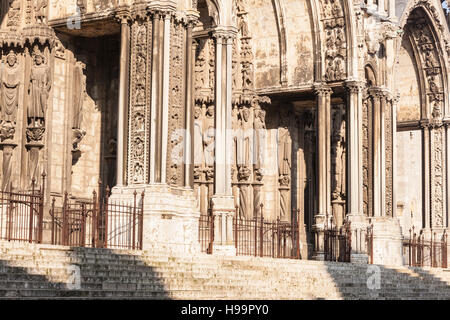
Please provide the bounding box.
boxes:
[407,12,444,122]
[319,0,347,82]
[399,0,450,55]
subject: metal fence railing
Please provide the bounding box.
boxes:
[403,228,447,269]
[321,219,352,263]
[0,176,45,243]
[50,188,144,250]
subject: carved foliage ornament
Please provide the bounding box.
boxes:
[167,19,186,186]
[128,19,151,184]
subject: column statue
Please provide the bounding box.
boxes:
[28,48,51,128]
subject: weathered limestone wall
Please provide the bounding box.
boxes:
[49,0,122,20]
[49,57,67,195]
[246,0,280,88]
[396,130,423,233]
[284,0,314,85]
[396,37,421,122]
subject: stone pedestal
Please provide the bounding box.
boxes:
[312,214,326,261]
[346,213,369,264]
[371,216,403,266]
[110,184,200,256]
[211,195,236,256]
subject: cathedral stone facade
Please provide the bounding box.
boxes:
[0,0,450,266]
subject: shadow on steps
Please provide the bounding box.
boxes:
[323,261,450,300]
[0,244,171,299]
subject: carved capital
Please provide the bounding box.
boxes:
[26,126,45,145]
[212,27,238,43]
[345,80,365,94]
[313,83,333,97]
[115,6,132,23]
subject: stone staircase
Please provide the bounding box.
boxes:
[0,240,449,299]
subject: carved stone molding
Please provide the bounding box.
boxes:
[430,126,446,227]
[127,17,152,184]
[167,18,186,186]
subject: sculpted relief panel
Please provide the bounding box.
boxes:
[167,19,186,187]
[319,0,347,82]
[128,19,151,185]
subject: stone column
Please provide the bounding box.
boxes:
[160,13,171,184]
[184,19,195,188]
[422,121,431,229]
[210,29,237,256]
[388,0,396,20]
[116,12,131,187]
[313,83,332,260]
[345,81,364,217]
[110,3,201,256]
[369,88,403,265]
[369,87,382,217]
[380,91,386,217]
[345,80,368,262]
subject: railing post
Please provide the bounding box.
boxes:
[104,186,110,249]
[442,231,447,269]
[347,221,352,263]
[209,201,214,254]
[408,228,412,267]
[234,205,238,251]
[296,209,301,259]
[81,203,86,247]
[62,192,68,246]
[132,190,137,250]
[92,190,97,247]
[254,215,258,257]
[51,197,55,245]
[38,172,46,243]
[139,191,144,250]
[28,178,35,243]
[260,213,264,257]
[277,218,281,258]
[6,190,12,241]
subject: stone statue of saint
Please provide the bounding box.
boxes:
[237,107,252,168]
[203,105,215,167]
[28,50,51,127]
[1,51,20,125]
[35,0,47,24]
[278,113,291,222]
[193,105,204,167]
[253,107,266,171]
[278,126,291,178]
[72,61,86,130]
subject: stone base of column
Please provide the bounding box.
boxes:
[370,216,403,266]
[110,184,200,256]
[211,195,235,255]
[312,214,326,261]
[346,213,369,263]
